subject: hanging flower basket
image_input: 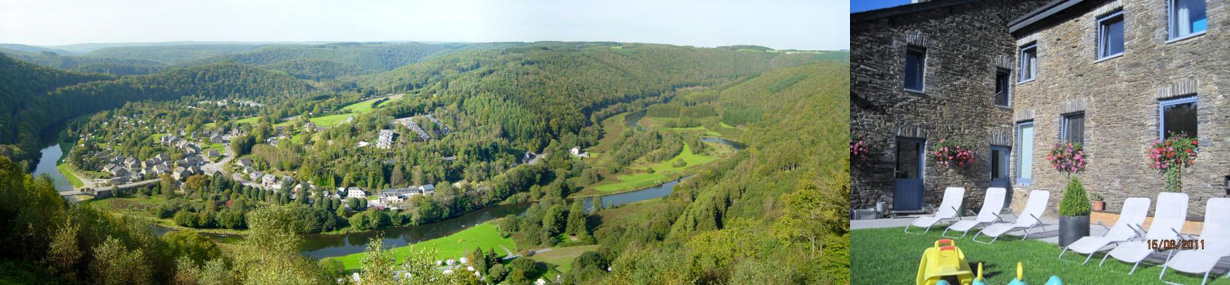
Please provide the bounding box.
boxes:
[1045,143,1088,175]
[850,139,870,162]
[1148,135,1198,192]
[929,139,974,169]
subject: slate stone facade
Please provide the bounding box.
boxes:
[851,0,1049,213]
[1010,0,1230,219]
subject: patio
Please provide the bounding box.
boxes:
[851,212,1228,284]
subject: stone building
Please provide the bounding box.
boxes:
[1009,0,1227,218]
[851,0,1049,214]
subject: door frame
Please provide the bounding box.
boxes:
[893,136,927,212]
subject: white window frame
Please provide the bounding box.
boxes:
[1018,43,1038,83]
[1167,0,1208,42]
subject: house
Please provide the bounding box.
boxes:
[850,0,1049,214]
[393,117,432,141]
[237,158,253,168]
[357,141,371,148]
[569,146,589,158]
[209,134,225,144]
[1006,0,1224,217]
[123,157,139,169]
[376,129,397,149]
[347,187,367,199]
[262,175,279,189]
[249,171,264,181]
[172,167,188,181]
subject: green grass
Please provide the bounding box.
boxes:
[56,163,84,188]
[309,114,353,128]
[528,245,599,273]
[593,143,714,193]
[340,97,385,114]
[852,227,1223,284]
[324,222,517,271]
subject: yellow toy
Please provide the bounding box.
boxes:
[917,239,974,285]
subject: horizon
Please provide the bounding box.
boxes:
[0,0,848,51]
[0,40,847,53]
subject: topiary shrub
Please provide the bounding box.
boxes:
[1059,177,1091,216]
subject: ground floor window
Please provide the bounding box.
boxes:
[990,145,1011,187]
[1159,96,1198,139]
[1015,121,1034,185]
[1061,112,1085,145]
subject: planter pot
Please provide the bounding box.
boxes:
[1058,215,1090,247]
[1091,201,1105,212]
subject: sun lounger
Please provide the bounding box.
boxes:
[1158,198,1230,285]
[943,187,1007,238]
[905,187,965,233]
[1100,192,1189,274]
[1058,197,1150,263]
[971,190,1050,244]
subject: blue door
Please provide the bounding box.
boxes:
[894,137,926,211]
[990,146,1011,188]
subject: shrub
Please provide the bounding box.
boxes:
[1058,177,1090,216]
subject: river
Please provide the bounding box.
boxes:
[32,144,73,191]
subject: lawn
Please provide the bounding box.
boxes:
[851,227,1224,284]
[309,114,353,128]
[324,222,517,271]
[528,245,600,273]
[592,143,715,193]
[56,163,84,188]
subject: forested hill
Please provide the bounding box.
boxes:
[573,62,850,283]
[362,42,839,150]
[0,54,113,161]
[1,59,312,167]
[188,42,473,80]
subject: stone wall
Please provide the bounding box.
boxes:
[851,0,1049,212]
[1011,0,1230,219]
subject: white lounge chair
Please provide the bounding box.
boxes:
[1100,192,1189,274]
[971,190,1050,244]
[1159,198,1230,285]
[905,187,965,233]
[1058,197,1151,264]
[943,187,1007,238]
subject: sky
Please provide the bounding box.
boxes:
[0,0,848,50]
[851,0,910,13]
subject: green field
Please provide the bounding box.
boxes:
[592,143,715,193]
[324,222,517,271]
[527,245,599,273]
[56,163,84,188]
[852,227,1221,284]
[309,114,354,128]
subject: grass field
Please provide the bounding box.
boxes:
[324,222,517,271]
[852,227,1222,284]
[56,163,84,188]
[592,143,715,193]
[528,245,600,273]
[309,114,353,128]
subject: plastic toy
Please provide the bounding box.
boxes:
[917,239,974,285]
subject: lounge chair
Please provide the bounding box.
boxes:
[1100,192,1189,274]
[971,190,1050,244]
[942,187,1007,238]
[1058,197,1151,264]
[1158,198,1230,285]
[905,187,965,233]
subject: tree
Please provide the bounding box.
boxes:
[160,174,177,197]
[566,199,587,237]
[360,238,397,285]
[391,164,406,187]
[46,219,83,281]
[91,237,153,285]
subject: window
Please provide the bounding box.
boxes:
[1169,0,1207,40]
[1097,11,1125,59]
[1060,112,1085,145]
[1159,96,1198,140]
[990,146,1011,183]
[904,46,926,92]
[995,68,1011,107]
[1166,0,1205,40]
[1015,121,1035,185]
[1018,43,1037,82]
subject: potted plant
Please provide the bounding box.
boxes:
[928,139,975,170]
[1046,142,1090,247]
[1090,193,1105,212]
[1148,135,1198,192]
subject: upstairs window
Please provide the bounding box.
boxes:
[995,68,1011,107]
[1097,10,1125,59]
[1160,96,1198,140]
[904,46,926,92]
[1061,112,1085,145]
[1019,43,1037,82]
[1168,0,1207,40]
